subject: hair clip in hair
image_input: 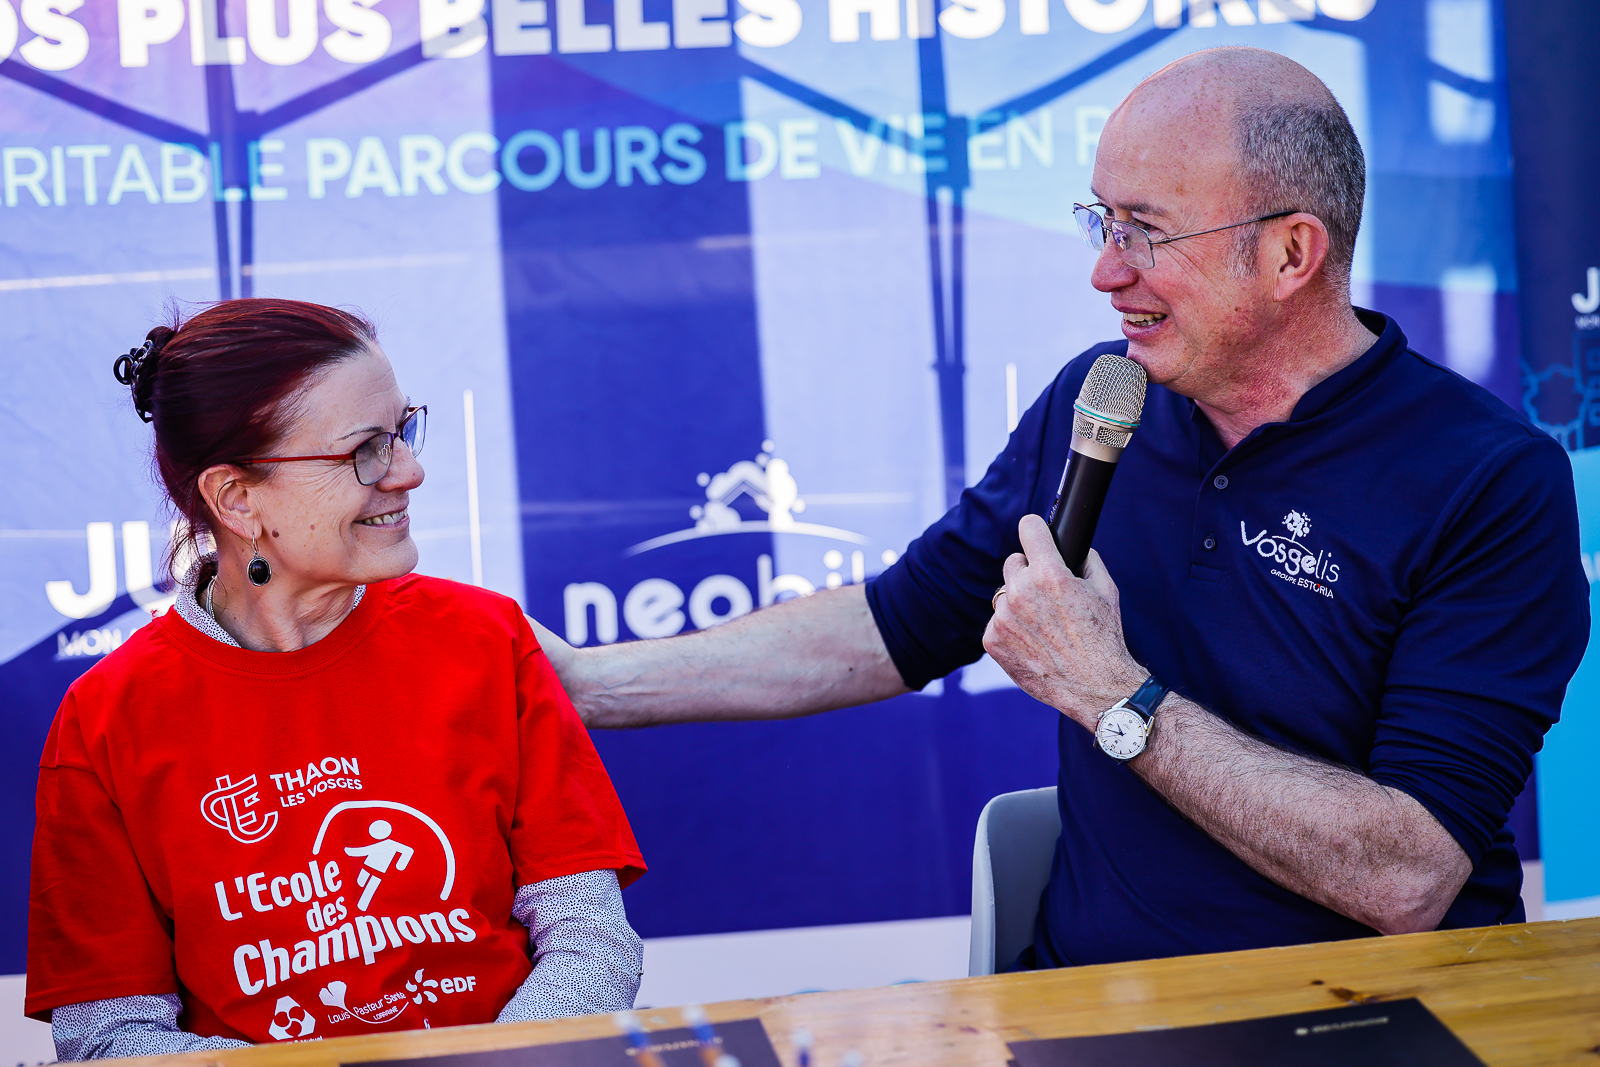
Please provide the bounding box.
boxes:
[114,338,159,422]
[113,338,155,386]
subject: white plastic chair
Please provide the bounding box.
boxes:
[968,786,1061,976]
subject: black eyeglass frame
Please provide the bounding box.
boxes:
[240,405,427,486]
[1074,202,1302,269]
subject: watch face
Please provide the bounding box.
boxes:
[1096,706,1148,760]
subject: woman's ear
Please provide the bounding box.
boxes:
[197,464,258,544]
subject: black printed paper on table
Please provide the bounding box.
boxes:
[355,1019,781,1067]
[1007,998,1486,1067]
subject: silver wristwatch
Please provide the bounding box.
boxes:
[1094,675,1170,761]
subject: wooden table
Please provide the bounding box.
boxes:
[127,917,1600,1067]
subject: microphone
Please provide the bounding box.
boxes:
[1046,354,1149,576]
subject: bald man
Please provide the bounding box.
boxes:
[535,48,1589,966]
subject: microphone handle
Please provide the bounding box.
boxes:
[1046,448,1120,577]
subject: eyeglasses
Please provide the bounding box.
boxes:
[241,406,427,486]
[1074,202,1300,270]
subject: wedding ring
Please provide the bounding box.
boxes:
[992,586,1007,611]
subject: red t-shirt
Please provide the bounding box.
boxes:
[26,574,645,1042]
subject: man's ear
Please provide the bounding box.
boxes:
[197,464,258,544]
[1271,213,1331,302]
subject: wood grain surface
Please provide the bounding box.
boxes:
[108,917,1600,1067]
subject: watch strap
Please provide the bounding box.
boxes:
[1125,674,1170,724]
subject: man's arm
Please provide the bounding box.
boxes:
[528,356,1088,729]
[529,584,910,729]
[985,516,1471,936]
[1126,695,1470,934]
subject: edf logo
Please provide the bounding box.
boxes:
[201,774,279,844]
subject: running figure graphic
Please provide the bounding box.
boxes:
[344,820,414,911]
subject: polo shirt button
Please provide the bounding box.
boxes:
[1203,534,1217,551]
[1213,475,1229,490]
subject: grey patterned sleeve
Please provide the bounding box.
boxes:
[496,869,644,1022]
[51,993,251,1061]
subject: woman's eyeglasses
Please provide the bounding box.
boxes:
[241,406,427,486]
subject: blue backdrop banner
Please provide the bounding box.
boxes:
[1,0,1555,973]
[1506,0,1600,915]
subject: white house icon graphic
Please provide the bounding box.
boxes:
[627,443,867,556]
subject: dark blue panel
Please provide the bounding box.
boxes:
[488,51,770,612]
[1508,1,1600,446]
[0,595,136,974]
[594,683,1061,938]
[1366,281,1522,408]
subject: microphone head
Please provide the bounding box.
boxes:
[1073,354,1148,454]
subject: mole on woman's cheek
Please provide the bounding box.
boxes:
[271,529,280,538]
[310,524,316,531]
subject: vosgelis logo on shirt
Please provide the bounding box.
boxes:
[1240,510,1341,600]
[201,774,279,844]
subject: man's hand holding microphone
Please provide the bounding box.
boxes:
[987,351,1153,735]
[985,530,1146,736]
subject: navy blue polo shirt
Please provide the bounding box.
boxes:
[867,311,1589,966]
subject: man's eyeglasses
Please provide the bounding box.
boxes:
[1073,203,1300,270]
[241,405,427,486]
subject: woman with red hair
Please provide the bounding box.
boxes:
[26,299,646,1059]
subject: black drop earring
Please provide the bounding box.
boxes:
[248,536,272,587]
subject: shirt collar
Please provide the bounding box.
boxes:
[1183,308,1406,441]
[1286,308,1406,423]
[172,554,242,648]
[171,553,366,650]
